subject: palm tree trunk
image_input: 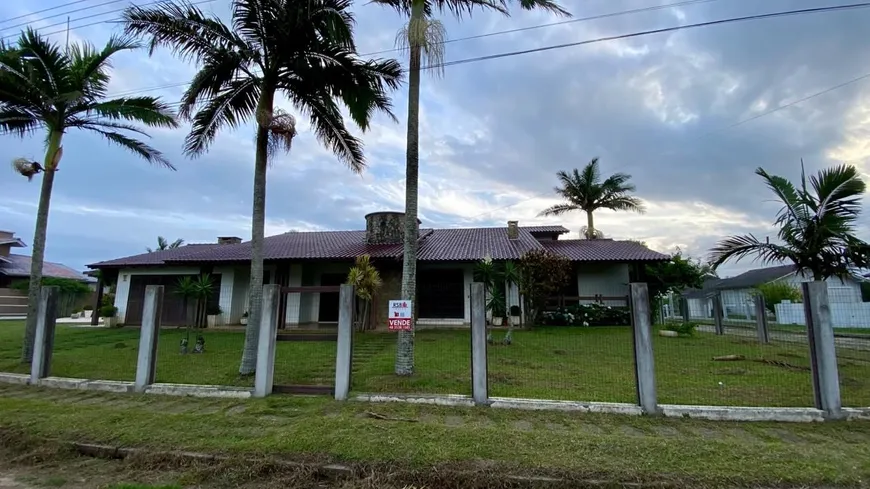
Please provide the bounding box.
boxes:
[21,130,63,364]
[395,1,424,376]
[239,86,276,376]
[586,210,595,239]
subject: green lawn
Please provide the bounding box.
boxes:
[1,321,868,407]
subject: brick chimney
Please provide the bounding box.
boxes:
[217,236,242,245]
[507,221,519,240]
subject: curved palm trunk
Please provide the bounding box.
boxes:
[21,131,63,363]
[586,210,595,239]
[239,87,276,376]
[395,2,424,376]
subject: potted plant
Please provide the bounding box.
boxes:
[509,305,521,326]
[70,308,81,319]
[101,305,119,328]
[240,311,248,325]
[82,304,93,318]
[206,304,222,328]
[487,287,506,326]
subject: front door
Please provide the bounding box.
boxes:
[318,273,345,322]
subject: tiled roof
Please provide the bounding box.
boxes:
[0,254,91,281]
[713,264,796,290]
[540,239,669,262]
[0,237,26,247]
[90,226,668,267]
[523,225,570,234]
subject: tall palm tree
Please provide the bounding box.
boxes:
[1,29,178,363]
[373,0,571,377]
[147,236,184,252]
[710,164,870,280]
[123,0,402,375]
[539,158,645,239]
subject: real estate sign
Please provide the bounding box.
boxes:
[388,300,413,331]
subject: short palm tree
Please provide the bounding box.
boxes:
[710,164,870,280]
[539,158,645,239]
[147,236,184,252]
[374,0,571,376]
[346,255,383,332]
[123,0,402,375]
[1,28,178,363]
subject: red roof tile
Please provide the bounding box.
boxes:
[541,239,668,262]
[89,227,667,267]
[1,254,91,281]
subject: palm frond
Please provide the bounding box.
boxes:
[811,164,865,220]
[599,195,645,213]
[15,28,68,98]
[265,108,297,159]
[369,0,508,19]
[291,88,365,172]
[397,16,446,77]
[83,127,175,169]
[83,96,178,128]
[68,35,140,98]
[537,203,578,217]
[0,108,41,137]
[515,0,571,16]
[708,234,798,270]
[178,47,250,120]
[184,78,259,156]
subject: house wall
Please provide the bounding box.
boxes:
[775,301,870,328]
[576,263,630,306]
[687,297,712,318]
[114,266,200,324]
[215,266,235,326]
[778,272,862,303]
[230,268,249,324]
[717,273,864,320]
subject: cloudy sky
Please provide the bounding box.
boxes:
[2,0,870,277]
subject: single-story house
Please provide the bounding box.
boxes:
[681,264,864,319]
[87,212,669,328]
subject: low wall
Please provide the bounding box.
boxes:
[775,301,870,328]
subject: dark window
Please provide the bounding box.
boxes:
[418,269,464,319]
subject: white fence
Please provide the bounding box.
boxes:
[775,301,870,328]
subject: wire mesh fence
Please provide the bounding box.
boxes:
[154,327,250,387]
[272,290,337,393]
[48,325,140,381]
[487,287,636,402]
[0,319,27,375]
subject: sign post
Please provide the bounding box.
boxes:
[388,300,413,331]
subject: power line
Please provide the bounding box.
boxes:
[427,2,870,71]
[0,0,216,41]
[0,0,96,25]
[0,0,128,34]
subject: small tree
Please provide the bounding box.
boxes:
[502,261,520,344]
[517,250,570,325]
[346,255,382,332]
[755,281,802,313]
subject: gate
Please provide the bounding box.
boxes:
[272,285,342,395]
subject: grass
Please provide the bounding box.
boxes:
[1,321,868,407]
[1,386,870,488]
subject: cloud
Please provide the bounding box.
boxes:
[3,0,870,280]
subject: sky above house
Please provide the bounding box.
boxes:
[1,0,870,277]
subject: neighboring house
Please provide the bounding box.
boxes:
[87,212,669,328]
[1,230,93,317]
[681,264,864,320]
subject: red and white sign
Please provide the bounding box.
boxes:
[388,300,413,331]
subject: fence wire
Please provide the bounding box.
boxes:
[0,320,28,375]
[272,291,337,390]
[49,324,139,381]
[487,287,636,403]
[154,327,250,387]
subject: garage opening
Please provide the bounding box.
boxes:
[417,269,464,319]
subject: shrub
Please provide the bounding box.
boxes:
[100,305,118,317]
[83,304,93,311]
[206,304,222,315]
[755,281,802,313]
[541,303,631,326]
[663,320,698,336]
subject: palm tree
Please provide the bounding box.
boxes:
[539,158,645,239]
[346,255,383,331]
[710,164,870,281]
[147,236,184,252]
[373,0,571,377]
[123,0,402,375]
[1,29,178,363]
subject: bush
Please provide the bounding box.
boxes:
[10,277,90,295]
[662,320,697,336]
[83,304,93,311]
[100,305,118,317]
[541,303,631,326]
[755,281,802,313]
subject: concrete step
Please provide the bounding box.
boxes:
[0,296,28,306]
[0,288,26,297]
[0,304,28,315]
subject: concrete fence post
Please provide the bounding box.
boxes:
[470,282,488,405]
[802,282,843,418]
[630,283,659,415]
[754,294,769,344]
[30,286,58,384]
[712,292,724,335]
[254,284,281,398]
[334,284,354,401]
[134,285,164,393]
